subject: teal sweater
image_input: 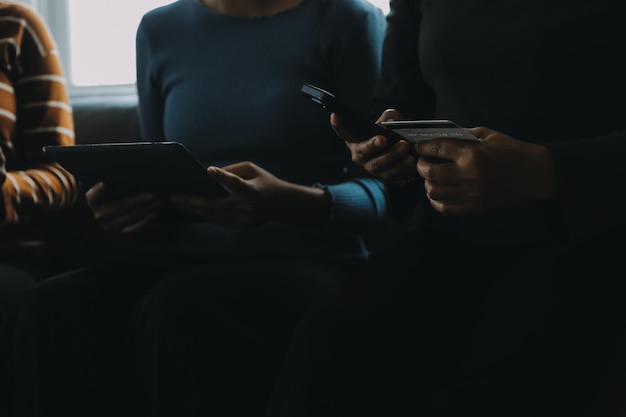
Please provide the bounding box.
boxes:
[135,0,387,262]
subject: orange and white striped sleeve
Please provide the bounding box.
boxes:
[0,2,78,226]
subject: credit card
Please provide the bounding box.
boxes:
[381,120,479,143]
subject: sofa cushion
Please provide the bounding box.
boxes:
[71,94,141,144]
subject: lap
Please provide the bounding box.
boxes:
[132,258,352,417]
[142,258,349,312]
[267,232,626,416]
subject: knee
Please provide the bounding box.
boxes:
[12,278,72,328]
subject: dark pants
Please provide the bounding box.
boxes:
[265,230,626,417]
[0,254,43,319]
[0,250,57,417]
[4,253,349,417]
[134,259,348,417]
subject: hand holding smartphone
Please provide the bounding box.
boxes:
[301,83,478,141]
[300,83,479,164]
[300,83,406,143]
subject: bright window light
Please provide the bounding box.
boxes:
[369,0,390,15]
[62,0,389,89]
[67,0,172,86]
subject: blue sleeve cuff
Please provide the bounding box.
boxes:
[314,178,387,233]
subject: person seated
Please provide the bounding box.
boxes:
[0,1,78,320]
[5,1,389,416]
[264,0,626,416]
[0,2,80,415]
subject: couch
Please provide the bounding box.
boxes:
[72,94,141,144]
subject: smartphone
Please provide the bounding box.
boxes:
[381,120,479,143]
[300,83,406,143]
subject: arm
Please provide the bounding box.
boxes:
[135,20,165,142]
[170,161,388,232]
[0,4,78,226]
[320,0,390,231]
[545,128,626,242]
[335,0,435,224]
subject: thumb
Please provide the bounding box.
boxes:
[206,166,246,193]
[330,113,362,144]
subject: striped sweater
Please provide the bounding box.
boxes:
[0,1,77,234]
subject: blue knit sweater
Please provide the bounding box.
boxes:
[134,0,388,262]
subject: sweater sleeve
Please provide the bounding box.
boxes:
[135,21,165,143]
[545,128,626,243]
[0,4,78,226]
[315,177,387,233]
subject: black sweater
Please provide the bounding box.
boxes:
[374,0,626,246]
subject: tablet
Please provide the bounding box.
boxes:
[42,142,229,198]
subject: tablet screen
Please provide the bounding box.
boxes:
[42,142,229,198]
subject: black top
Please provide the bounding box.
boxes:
[374,0,626,246]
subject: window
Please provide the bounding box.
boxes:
[370,0,390,14]
[26,0,390,96]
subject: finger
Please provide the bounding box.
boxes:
[171,191,233,222]
[330,113,366,144]
[85,181,107,205]
[366,154,418,185]
[364,141,415,176]
[423,181,463,203]
[349,135,390,165]
[467,126,489,139]
[119,212,159,235]
[95,192,159,219]
[428,197,458,216]
[375,108,403,124]
[416,139,446,160]
[416,138,473,162]
[206,166,247,192]
[425,182,470,216]
[101,199,163,232]
[218,161,259,178]
[416,157,458,185]
[428,195,481,217]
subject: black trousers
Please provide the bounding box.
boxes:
[0,255,42,319]
[265,230,626,417]
[3,253,350,417]
[0,250,58,417]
